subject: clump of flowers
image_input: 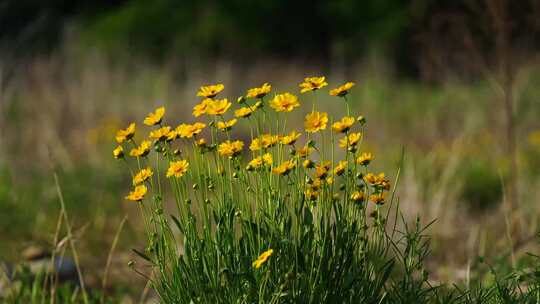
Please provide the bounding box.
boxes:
[114,76,398,303]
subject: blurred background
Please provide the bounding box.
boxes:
[1,0,540,299]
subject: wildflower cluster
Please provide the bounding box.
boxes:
[114,77,398,303]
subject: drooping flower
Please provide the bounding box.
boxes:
[206,98,232,116]
[126,185,147,202]
[193,99,214,117]
[115,123,136,143]
[130,140,152,157]
[197,84,224,98]
[299,76,328,93]
[270,93,300,112]
[339,132,362,148]
[272,160,296,175]
[369,192,386,204]
[351,191,365,202]
[280,131,301,145]
[149,126,171,141]
[113,146,124,159]
[234,106,255,118]
[144,107,165,126]
[218,140,244,158]
[315,161,331,178]
[166,160,189,178]
[356,152,374,166]
[246,83,271,99]
[216,118,237,131]
[333,160,348,176]
[332,116,355,133]
[304,111,328,133]
[176,122,206,138]
[329,82,355,97]
[252,249,274,269]
[133,167,153,185]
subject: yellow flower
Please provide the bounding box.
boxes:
[332,116,355,133]
[254,101,263,109]
[246,83,271,99]
[339,132,362,148]
[304,111,328,133]
[246,153,273,171]
[196,138,207,147]
[166,160,189,178]
[364,172,391,190]
[270,93,300,112]
[333,161,347,176]
[234,106,255,118]
[272,160,296,175]
[206,98,232,116]
[113,146,124,159]
[176,122,206,138]
[166,130,178,141]
[303,159,314,168]
[250,134,279,151]
[125,185,147,202]
[329,82,355,97]
[193,99,213,117]
[149,126,171,141]
[130,140,152,157]
[315,161,331,178]
[144,107,165,126]
[115,123,136,143]
[280,131,301,145]
[305,189,319,200]
[216,118,237,131]
[356,152,373,166]
[350,191,365,202]
[369,192,386,204]
[218,140,244,158]
[133,167,153,185]
[299,76,328,93]
[197,84,224,98]
[252,249,273,269]
[297,146,313,158]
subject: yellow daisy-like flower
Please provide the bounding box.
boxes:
[304,111,328,133]
[144,107,165,126]
[113,146,124,159]
[125,185,147,202]
[246,153,273,171]
[332,116,355,133]
[270,93,300,112]
[272,160,296,175]
[218,140,244,158]
[246,83,271,99]
[350,191,365,202]
[305,188,319,200]
[356,152,374,166]
[339,132,362,148]
[176,122,206,139]
[280,131,301,145]
[216,118,237,131]
[329,82,355,97]
[196,138,207,147]
[234,106,255,118]
[206,98,232,116]
[166,129,178,141]
[299,76,328,93]
[130,140,152,157]
[115,123,136,143]
[364,172,391,190]
[197,83,225,98]
[333,160,348,176]
[303,159,314,168]
[315,161,331,179]
[252,249,274,269]
[193,99,213,117]
[149,126,171,141]
[249,134,279,151]
[369,192,386,204]
[133,167,153,185]
[297,146,313,158]
[166,160,189,178]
